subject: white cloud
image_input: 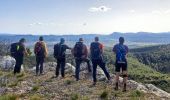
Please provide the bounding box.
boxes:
[88,6,111,12]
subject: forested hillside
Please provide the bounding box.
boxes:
[130,44,170,73]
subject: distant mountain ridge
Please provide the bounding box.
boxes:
[1,32,170,48]
[1,32,170,43]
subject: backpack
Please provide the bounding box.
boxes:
[34,42,45,57]
[54,43,65,59]
[10,43,20,58]
[116,44,127,63]
[91,42,102,60]
[74,42,84,58]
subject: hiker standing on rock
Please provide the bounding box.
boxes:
[10,38,28,75]
[72,38,92,81]
[113,37,129,92]
[90,37,111,85]
[34,36,48,76]
[54,38,72,78]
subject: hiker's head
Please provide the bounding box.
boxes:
[60,38,65,44]
[19,38,26,44]
[95,37,99,42]
[39,36,43,41]
[79,38,83,42]
[119,37,124,44]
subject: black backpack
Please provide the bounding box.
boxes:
[10,43,20,58]
[91,42,102,60]
[54,43,65,59]
[74,42,84,58]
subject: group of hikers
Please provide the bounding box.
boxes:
[10,36,128,91]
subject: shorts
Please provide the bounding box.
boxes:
[115,61,127,72]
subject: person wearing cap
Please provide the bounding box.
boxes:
[11,38,28,75]
[53,38,72,78]
[34,36,48,76]
[72,38,92,81]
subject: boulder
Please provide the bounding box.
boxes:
[0,56,24,71]
[0,56,15,70]
[145,84,170,98]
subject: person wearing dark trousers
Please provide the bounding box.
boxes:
[73,38,92,81]
[34,36,48,76]
[113,37,129,92]
[14,55,24,74]
[10,38,28,75]
[90,37,110,85]
[36,56,44,75]
[54,38,71,78]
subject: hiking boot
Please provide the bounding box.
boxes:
[93,82,96,86]
[123,83,127,92]
[114,82,119,91]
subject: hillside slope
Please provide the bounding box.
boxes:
[130,44,170,73]
[0,60,170,100]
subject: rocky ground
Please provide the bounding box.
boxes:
[0,56,170,100]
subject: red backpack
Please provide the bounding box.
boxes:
[34,42,44,56]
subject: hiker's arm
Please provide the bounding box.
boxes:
[112,45,116,53]
[66,45,72,50]
[71,45,75,56]
[100,43,104,53]
[34,43,36,54]
[44,43,48,57]
[83,45,88,58]
[23,45,29,56]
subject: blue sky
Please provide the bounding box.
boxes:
[0,0,170,35]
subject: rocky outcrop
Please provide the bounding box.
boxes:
[127,80,170,98]
[19,61,170,99]
[0,56,15,70]
[0,56,24,71]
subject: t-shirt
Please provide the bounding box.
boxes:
[113,44,128,61]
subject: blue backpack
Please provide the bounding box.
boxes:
[116,44,127,63]
[91,42,102,60]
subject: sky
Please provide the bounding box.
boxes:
[0,0,170,35]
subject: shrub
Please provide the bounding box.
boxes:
[30,94,42,100]
[130,90,144,97]
[0,94,19,100]
[32,85,40,92]
[71,93,79,100]
[100,91,108,99]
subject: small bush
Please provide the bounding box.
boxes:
[71,93,79,100]
[100,91,108,99]
[65,79,73,85]
[130,90,144,97]
[0,94,19,100]
[8,81,18,87]
[32,85,40,92]
[30,94,41,100]
[16,73,25,78]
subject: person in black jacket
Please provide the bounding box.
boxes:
[54,38,71,78]
[11,38,28,75]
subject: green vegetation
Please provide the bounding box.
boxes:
[30,94,42,100]
[32,85,40,92]
[0,93,19,100]
[130,44,170,73]
[71,93,79,100]
[100,90,108,99]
